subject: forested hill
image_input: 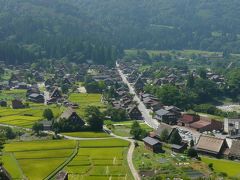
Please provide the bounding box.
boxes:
[1,0,240,64]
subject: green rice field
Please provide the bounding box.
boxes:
[66,138,132,180]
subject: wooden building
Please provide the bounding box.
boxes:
[12,99,25,109]
[196,135,229,157]
[143,136,162,153]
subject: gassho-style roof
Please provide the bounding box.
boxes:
[155,124,175,137]
[196,135,226,154]
[60,108,78,119]
[143,136,161,146]
[229,140,240,157]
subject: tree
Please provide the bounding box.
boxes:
[61,84,69,94]
[186,73,194,88]
[160,128,169,142]
[198,68,207,79]
[130,121,147,140]
[5,127,16,139]
[187,148,198,158]
[105,107,127,122]
[43,108,54,121]
[190,139,194,147]
[85,106,103,131]
[32,122,44,135]
[168,130,182,145]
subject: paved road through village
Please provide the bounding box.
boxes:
[116,62,159,129]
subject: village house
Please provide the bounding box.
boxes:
[15,82,28,89]
[189,117,223,133]
[224,118,240,136]
[133,76,145,93]
[28,93,44,103]
[143,136,162,153]
[171,142,188,153]
[127,105,142,120]
[12,99,25,109]
[155,109,178,125]
[178,114,200,127]
[0,100,7,107]
[196,135,229,157]
[59,108,85,127]
[151,124,180,141]
[228,140,240,160]
[50,87,62,100]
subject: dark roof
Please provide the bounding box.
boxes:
[229,140,240,157]
[155,109,172,116]
[143,136,161,146]
[171,144,184,150]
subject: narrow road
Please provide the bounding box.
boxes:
[116,62,159,129]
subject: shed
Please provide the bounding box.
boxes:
[143,136,162,153]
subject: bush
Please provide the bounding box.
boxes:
[208,163,214,171]
[187,148,198,158]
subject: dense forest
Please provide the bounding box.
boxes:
[1,0,240,64]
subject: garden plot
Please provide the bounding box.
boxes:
[3,140,77,180]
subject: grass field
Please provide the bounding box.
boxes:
[62,131,111,138]
[202,157,240,177]
[66,138,132,179]
[68,93,105,117]
[109,121,153,137]
[3,140,77,179]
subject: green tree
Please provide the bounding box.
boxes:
[5,127,16,139]
[190,139,194,147]
[43,108,54,121]
[61,84,69,94]
[130,121,147,140]
[168,130,182,145]
[85,106,103,131]
[186,73,195,88]
[105,107,127,122]
[32,122,44,135]
[198,68,207,79]
[160,128,169,142]
[187,148,198,158]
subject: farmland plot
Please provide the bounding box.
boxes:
[66,139,132,180]
[3,140,77,180]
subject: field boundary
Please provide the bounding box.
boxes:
[44,141,79,180]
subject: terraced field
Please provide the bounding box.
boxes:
[3,138,132,180]
[62,131,111,138]
[3,140,77,180]
[66,139,132,180]
[0,105,62,128]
